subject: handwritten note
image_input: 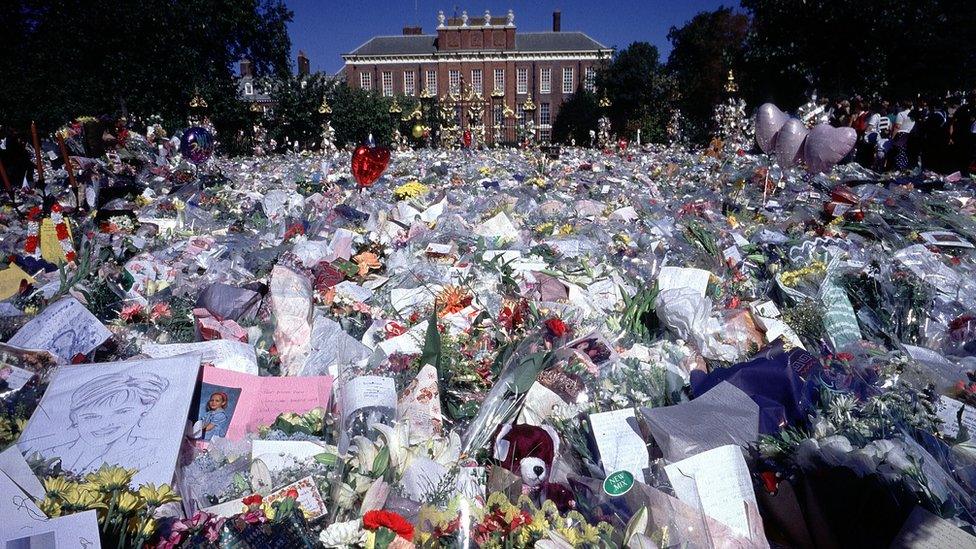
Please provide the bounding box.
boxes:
[589,408,649,482]
[3,509,101,549]
[141,340,257,374]
[197,367,332,441]
[664,445,760,540]
[339,376,396,453]
[657,266,711,297]
[263,476,327,520]
[889,506,976,548]
[39,218,72,264]
[935,396,976,438]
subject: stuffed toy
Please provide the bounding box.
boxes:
[493,423,575,511]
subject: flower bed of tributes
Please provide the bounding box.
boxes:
[2,120,976,548]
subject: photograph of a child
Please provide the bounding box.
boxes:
[568,334,614,369]
[192,384,242,441]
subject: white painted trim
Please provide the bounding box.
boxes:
[342,50,611,66]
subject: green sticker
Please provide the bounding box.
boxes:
[603,470,634,497]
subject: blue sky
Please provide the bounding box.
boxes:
[286,0,734,74]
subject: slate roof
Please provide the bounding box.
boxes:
[515,32,607,52]
[343,31,607,57]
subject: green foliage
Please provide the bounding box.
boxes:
[266,73,333,150]
[327,85,399,146]
[596,42,673,143]
[666,7,750,144]
[0,0,292,139]
[741,0,976,108]
[620,284,660,342]
[552,90,600,145]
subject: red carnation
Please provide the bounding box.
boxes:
[55,225,69,240]
[363,510,414,541]
[545,317,567,338]
[284,488,299,500]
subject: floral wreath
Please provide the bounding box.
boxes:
[24,203,76,263]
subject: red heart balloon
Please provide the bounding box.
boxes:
[351,144,391,188]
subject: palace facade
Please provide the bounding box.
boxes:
[342,10,611,142]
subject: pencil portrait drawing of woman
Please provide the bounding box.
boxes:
[40,371,169,474]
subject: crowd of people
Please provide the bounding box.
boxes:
[818,92,976,175]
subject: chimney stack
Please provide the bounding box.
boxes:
[239,59,253,77]
[552,10,561,32]
[402,26,423,35]
[297,50,310,76]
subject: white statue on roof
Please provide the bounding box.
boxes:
[461,10,468,26]
[437,10,445,28]
[507,9,514,26]
[484,10,491,26]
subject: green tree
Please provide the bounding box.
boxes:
[666,7,749,144]
[595,42,672,143]
[266,73,333,150]
[0,0,292,151]
[552,90,600,146]
[327,85,400,147]
[742,0,976,107]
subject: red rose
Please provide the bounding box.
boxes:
[544,317,567,338]
[363,510,414,540]
[284,488,299,500]
[760,471,779,494]
[242,494,262,506]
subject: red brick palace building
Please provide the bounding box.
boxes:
[342,9,612,142]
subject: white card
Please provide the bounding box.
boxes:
[935,396,976,439]
[0,446,44,500]
[2,508,101,549]
[8,298,111,364]
[589,408,648,482]
[657,266,711,297]
[251,440,332,474]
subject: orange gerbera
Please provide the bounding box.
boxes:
[438,286,471,317]
[353,251,382,277]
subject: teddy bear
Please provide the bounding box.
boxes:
[493,423,575,512]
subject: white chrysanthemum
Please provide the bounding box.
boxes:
[319,519,365,547]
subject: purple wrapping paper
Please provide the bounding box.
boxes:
[691,340,821,434]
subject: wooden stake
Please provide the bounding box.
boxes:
[30,121,45,186]
[56,133,80,207]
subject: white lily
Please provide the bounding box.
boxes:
[351,435,380,474]
[374,422,413,472]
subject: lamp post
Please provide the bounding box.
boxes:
[521,95,537,146]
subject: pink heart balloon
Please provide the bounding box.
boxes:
[755,103,789,154]
[803,124,857,173]
[772,119,808,168]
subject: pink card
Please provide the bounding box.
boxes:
[192,367,333,441]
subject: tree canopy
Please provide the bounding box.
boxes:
[666,6,749,143]
[594,42,672,142]
[0,0,293,139]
